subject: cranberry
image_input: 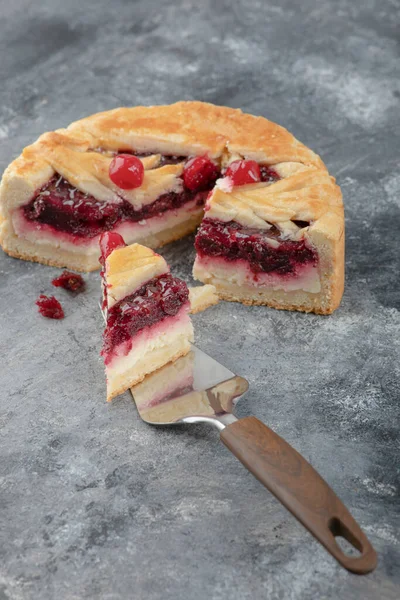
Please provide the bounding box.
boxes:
[109,154,144,190]
[225,160,261,186]
[183,156,219,191]
[36,295,65,319]
[99,231,126,266]
[52,270,85,292]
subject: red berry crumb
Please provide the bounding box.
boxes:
[52,270,85,292]
[99,231,126,266]
[225,160,261,186]
[183,156,219,191]
[36,295,64,319]
[109,154,144,190]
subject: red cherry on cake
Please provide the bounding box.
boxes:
[109,154,144,189]
[183,156,219,191]
[99,231,126,265]
[225,160,261,186]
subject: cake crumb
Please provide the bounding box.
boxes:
[189,285,219,314]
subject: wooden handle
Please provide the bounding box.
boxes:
[220,416,377,574]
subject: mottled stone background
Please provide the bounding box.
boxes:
[0,1,399,599]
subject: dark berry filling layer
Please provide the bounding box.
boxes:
[102,273,189,364]
[195,219,317,276]
[21,155,280,240]
[23,175,209,239]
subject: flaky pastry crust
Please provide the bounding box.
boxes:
[105,243,168,309]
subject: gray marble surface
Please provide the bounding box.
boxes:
[0,1,399,598]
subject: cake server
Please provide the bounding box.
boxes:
[130,346,377,574]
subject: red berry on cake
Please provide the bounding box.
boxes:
[225,160,261,186]
[183,156,219,191]
[109,154,145,189]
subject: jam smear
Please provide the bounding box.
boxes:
[100,232,128,310]
[121,152,186,166]
[52,270,85,292]
[195,219,316,275]
[36,295,65,319]
[102,274,189,364]
[159,155,187,166]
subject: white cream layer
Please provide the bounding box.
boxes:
[193,255,321,294]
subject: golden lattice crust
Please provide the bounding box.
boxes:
[208,166,343,241]
[67,102,325,166]
[0,101,326,215]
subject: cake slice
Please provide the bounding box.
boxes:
[100,232,193,401]
[193,163,344,315]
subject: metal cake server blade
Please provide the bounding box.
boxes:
[130,346,377,575]
[132,346,247,429]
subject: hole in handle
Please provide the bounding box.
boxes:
[328,517,363,558]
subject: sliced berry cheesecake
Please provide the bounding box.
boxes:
[0,101,344,313]
[100,232,193,401]
[193,160,344,314]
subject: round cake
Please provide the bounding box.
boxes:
[0,101,344,313]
